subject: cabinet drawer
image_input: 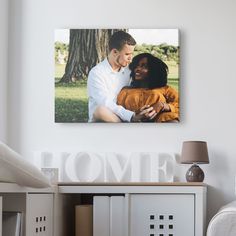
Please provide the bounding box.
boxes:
[130,194,194,236]
[26,194,53,236]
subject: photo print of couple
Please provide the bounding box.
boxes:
[55,29,179,123]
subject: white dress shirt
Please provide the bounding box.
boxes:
[87,58,134,122]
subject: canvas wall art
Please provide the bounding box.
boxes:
[55,29,179,123]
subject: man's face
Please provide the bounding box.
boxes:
[114,44,135,67]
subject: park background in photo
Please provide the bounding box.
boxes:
[54,29,179,123]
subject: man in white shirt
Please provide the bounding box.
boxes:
[87,31,156,122]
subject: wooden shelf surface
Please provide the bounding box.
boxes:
[58,182,206,186]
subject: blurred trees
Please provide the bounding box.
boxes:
[55,42,69,64]
[134,43,179,63]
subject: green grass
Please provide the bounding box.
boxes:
[55,62,179,122]
[55,81,88,122]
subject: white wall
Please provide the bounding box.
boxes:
[0,0,9,143]
[7,0,236,222]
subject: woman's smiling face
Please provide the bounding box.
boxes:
[134,57,149,80]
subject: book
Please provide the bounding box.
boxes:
[93,196,110,236]
[75,205,93,236]
[110,196,125,236]
[2,211,22,236]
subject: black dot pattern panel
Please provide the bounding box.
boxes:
[150,215,155,220]
[148,213,175,235]
[34,215,47,234]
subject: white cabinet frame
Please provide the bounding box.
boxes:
[0,182,206,236]
[58,182,207,236]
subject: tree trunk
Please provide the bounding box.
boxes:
[60,29,126,83]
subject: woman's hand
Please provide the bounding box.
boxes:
[152,102,170,114]
[131,105,157,122]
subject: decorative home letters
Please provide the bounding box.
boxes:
[34,152,176,182]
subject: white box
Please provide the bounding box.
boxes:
[93,196,109,236]
[110,196,125,236]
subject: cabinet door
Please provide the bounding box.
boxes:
[26,194,53,236]
[130,194,194,236]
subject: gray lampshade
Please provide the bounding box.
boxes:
[181,141,209,164]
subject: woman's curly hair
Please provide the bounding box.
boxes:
[129,53,168,89]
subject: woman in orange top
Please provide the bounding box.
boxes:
[117,53,179,122]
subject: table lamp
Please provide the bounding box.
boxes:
[181,141,209,182]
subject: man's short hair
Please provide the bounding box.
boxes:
[109,31,136,51]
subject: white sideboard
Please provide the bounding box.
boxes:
[57,182,207,236]
[1,182,207,236]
